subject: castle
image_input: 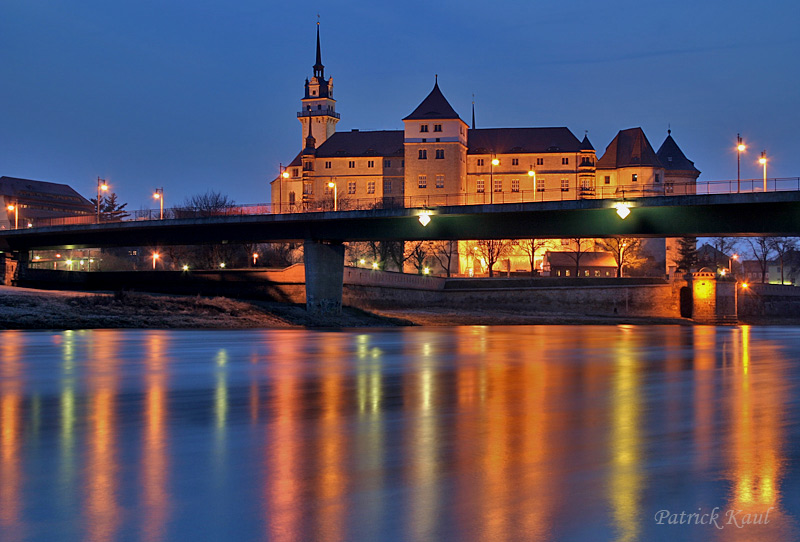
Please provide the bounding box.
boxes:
[271,26,701,276]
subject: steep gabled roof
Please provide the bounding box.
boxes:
[657,133,700,173]
[580,134,594,151]
[468,127,583,154]
[597,128,663,169]
[403,80,461,121]
[314,130,404,158]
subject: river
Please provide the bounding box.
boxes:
[0,325,798,541]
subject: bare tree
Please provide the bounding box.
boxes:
[596,237,645,277]
[428,240,457,277]
[475,239,512,277]
[747,237,774,283]
[518,238,548,276]
[404,241,430,274]
[178,191,236,217]
[562,238,595,277]
[710,237,738,270]
[769,237,797,284]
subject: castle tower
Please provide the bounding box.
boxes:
[298,23,339,148]
[402,77,468,204]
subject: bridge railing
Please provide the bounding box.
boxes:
[24,176,800,228]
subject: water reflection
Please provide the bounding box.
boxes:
[0,326,797,541]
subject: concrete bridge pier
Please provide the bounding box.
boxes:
[304,240,345,316]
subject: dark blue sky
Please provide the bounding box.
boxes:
[2,1,798,210]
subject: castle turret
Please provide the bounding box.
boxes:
[298,23,339,148]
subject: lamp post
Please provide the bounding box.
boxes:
[252,252,259,266]
[528,169,536,201]
[96,177,109,223]
[153,187,164,219]
[7,204,18,229]
[729,253,739,274]
[759,151,767,192]
[328,181,338,211]
[736,134,745,193]
[491,156,499,204]
[152,252,159,270]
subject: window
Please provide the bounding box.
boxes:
[368,160,374,168]
[288,192,296,205]
[434,124,442,132]
[418,149,427,160]
[536,158,544,166]
[537,178,545,192]
[303,183,313,195]
[632,173,638,182]
[349,161,355,168]
[401,160,405,167]
[303,161,313,171]
[325,161,332,169]
[348,181,356,194]
[435,138,440,142]
[477,179,485,193]
[655,173,661,183]
[435,149,444,159]
[384,180,392,194]
[512,158,519,166]
[511,179,520,192]
[292,168,299,177]
[565,269,571,277]
[436,174,444,188]
[418,175,427,188]
[561,178,569,192]
[665,182,674,194]
[595,270,600,277]
[494,179,502,192]
[562,157,569,165]
[384,159,391,168]
[477,158,484,166]
[585,270,590,277]
[420,124,429,133]
[604,175,611,185]
[367,181,375,194]
[317,105,322,110]
[422,138,427,143]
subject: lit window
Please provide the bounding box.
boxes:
[303,183,313,195]
[477,179,485,193]
[418,149,427,160]
[435,149,444,159]
[511,179,520,192]
[420,124,429,133]
[632,173,638,182]
[565,269,570,277]
[348,181,356,194]
[434,124,442,132]
[512,158,519,166]
[367,181,375,194]
[436,174,444,188]
[418,175,427,188]
[665,182,674,193]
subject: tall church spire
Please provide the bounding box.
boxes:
[313,21,324,79]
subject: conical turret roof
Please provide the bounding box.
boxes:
[657,132,700,173]
[403,78,461,121]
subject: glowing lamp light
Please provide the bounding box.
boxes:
[527,170,535,177]
[614,202,631,219]
[100,184,109,191]
[327,182,335,188]
[282,171,290,179]
[418,211,432,226]
[423,267,430,275]
[741,282,749,289]
[737,143,746,152]
[182,265,189,271]
[759,156,767,165]
[220,262,226,268]
[372,262,379,269]
[359,259,366,265]
[55,253,62,258]
[33,255,41,260]
[491,158,500,166]
[720,269,727,276]
[7,205,14,211]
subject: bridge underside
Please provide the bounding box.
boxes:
[1,192,799,251]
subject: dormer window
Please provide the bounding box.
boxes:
[420,124,429,133]
[434,124,442,132]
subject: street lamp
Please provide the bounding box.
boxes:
[328,181,338,211]
[758,151,767,192]
[528,169,537,201]
[729,253,739,274]
[736,134,745,193]
[252,252,259,266]
[491,156,499,204]
[153,188,164,219]
[96,177,109,223]
[6,204,18,229]
[152,252,159,270]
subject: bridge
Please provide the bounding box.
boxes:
[2,191,799,313]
